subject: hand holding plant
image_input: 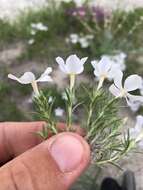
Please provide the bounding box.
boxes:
[8,54,143,167]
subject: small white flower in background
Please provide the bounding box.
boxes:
[140,78,143,95]
[62,92,68,101]
[109,71,143,105]
[79,37,89,48]
[68,34,79,44]
[28,39,35,45]
[31,22,48,31]
[91,56,117,90]
[48,96,53,103]
[55,107,64,117]
[8,67,53,96]
[31,30,36,35]
[56,54,88,89]
[128,101,142,112]
[67,33,94,48]
[130,115,143,147]
[102,52,127,72]
[27,92,35,104]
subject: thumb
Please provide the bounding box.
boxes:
[0,132,90,190]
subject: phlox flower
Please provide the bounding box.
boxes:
[91,56,117,90]
[68,34,79,44]
[109,71,143,105]
[31,22,48,31]
[67,33,94,48]
[128,101,142,112]
[56,54,88,89]
[130,115,143,147]
[102,52,127,72]
[8,67,53,96]
[55,107,64,117]
[79,37,89,48]
[28,39,35,45]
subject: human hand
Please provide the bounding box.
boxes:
[0,122,90,190]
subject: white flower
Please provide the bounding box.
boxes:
[67,34,94,48]
[92,56,117,89]
[48,96,53,103]
[79,37,89,48]
[69,34,79,44]
[128,101,142,112]
[55,107,64,117]
[130,115,143,147]
[102,52,127,72]
[62,92,68,101]
[109,71,143,105]
[31,30,36,35]
[140,78,143,95]
[28,39,35,45]
[56,54,87,89]
[56,54,87,75]
[111,52,127,71]
[8,67,53,96]
[31,22,48,31]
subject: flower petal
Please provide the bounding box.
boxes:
[37,75,53,82]
[81,57,88,65]
[91,60,98,69]
[114,70,123,89]
[124,75,142,92]
[43,67,52,74]
[98,56,112,73]
[136,115,143,128]
[127,93,143,103]
[66,54,84,74]
[56,57,67,73]
[8,72,35,84]
[109,84,121,97]
[37,67,53,82]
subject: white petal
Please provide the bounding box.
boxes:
[8,72,35,84]
[56,57,67,73]
[43,67,52,74]
[136,115,143,128]
[66,54,84,74]
[124,75,142,92]
[37,67,53,82]
[98,56,112,73]
[94,69,100,78]
[128,101,141,112]
[37,75,53,82]
[109,84,121,97]
[114,70,123,89]
[127,93,143,103]
[91,60,98,69]
[81,57,88,65]
[108,66,119,79]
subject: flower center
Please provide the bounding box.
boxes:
[101,73,107,79]
[120,88,127,97]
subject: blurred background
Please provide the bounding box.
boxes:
[0,0,143,189]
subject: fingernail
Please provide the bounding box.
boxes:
[49,134,84,172]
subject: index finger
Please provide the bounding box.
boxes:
[0,122,44,165]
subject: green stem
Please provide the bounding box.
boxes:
[67,75,76,131]
[86,97,117,140]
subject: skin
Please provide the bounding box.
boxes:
[0,122,90,190]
